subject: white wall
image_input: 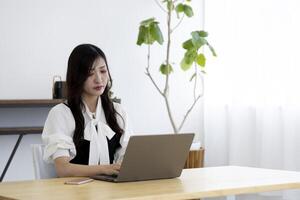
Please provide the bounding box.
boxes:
[0,0,204,181]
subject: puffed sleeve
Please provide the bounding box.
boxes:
[42,104,76,163]
[113,103,133,163]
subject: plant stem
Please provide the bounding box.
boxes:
[154,0,167,13]
[171,14,184,33]
[164,96,178,133]
[178,93,202,132]
[164,7,171,96]
[178,73,204,132]
[193,64,197,101]
[145,44,164,96]
[163,1,178,134]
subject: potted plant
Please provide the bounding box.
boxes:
[136,0,216,168]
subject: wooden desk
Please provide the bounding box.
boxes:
[0,166,299,200]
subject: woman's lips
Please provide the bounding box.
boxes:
[93,86,104,91]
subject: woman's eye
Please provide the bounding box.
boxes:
[101,70,107,73]
[89,71,95,76]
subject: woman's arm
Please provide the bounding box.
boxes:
[54,157,120,177]
[114,103,132,164]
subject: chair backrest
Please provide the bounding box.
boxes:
[31,144,57,179]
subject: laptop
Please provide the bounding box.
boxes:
[91,133,194,182]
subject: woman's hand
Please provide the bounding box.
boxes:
[54,156,121,177]
[101,164,121,175]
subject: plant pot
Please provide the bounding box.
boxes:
[184,147,205,169]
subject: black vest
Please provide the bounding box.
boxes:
[70,134,121,165]
[64,103,122,165]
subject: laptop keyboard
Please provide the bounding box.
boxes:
[108,174,118,178]
[92,174,118,182]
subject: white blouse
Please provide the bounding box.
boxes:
[42,98,131,165]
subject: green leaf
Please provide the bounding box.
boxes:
[181,50,197,71]
[182,39,194,50]
[196,53,206,67]
[136,25,147,46]
[140,18,156,26]
[191,31,200,40]
[139,26,155,45]
[145,30,155,45]
[183,5,194,17]
[198,31,208,37]
[160,64,173,75]
[191,31,207,48]
[150,23,164,45]
[189,73,196,82]
[208,43,217,56]
[175,3,185,13]
[186,49,197,59]
[185,49,197,61]
[167,1,174,11]
[180,57,193,71]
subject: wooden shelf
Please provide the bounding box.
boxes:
[0,99,64,107]
[0,127,43,135]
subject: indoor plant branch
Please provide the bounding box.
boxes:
[136,0,216,134]
[162,2,179,133]
[145,44,164,96]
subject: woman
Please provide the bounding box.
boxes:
[42,44,130,177]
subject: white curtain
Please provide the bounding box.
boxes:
[204,0,300,199]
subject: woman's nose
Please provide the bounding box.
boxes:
[95,72,102,82]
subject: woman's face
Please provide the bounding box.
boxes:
[82,57,109,98]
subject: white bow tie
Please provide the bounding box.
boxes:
[83,100,116,165]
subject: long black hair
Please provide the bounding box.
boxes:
[66,44,124,146]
